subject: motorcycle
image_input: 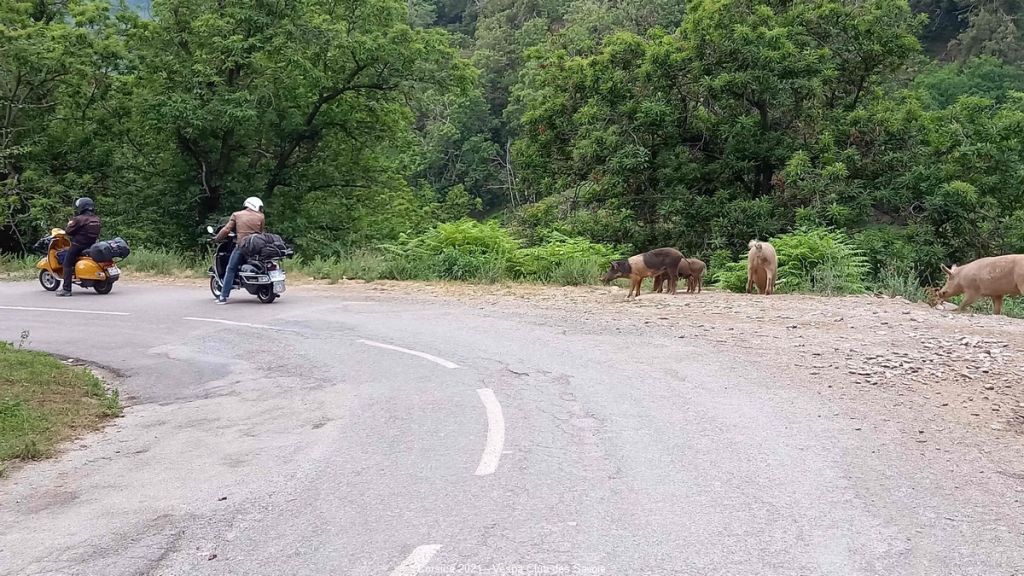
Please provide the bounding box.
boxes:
[207,225,290,304]
[34,228,122,294]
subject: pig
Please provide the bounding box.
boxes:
[937,255,1024,315]
[652,258,706,293]
[685,258,706,293]
[602,247,684,300]
[652,258,693,294]
[746,240,777,295]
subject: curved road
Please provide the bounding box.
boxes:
[0,281,1021,575]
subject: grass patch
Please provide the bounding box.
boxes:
[1,247,205,281]
[118,246,205,277]
[945,294,1024,318]
[289,250,385,284]
[873,265,927,302]
[0,254,39,281]
[0,340,121,473]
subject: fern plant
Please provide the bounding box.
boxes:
[772,227,869,294]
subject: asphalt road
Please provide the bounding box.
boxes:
[0,281,1021,576]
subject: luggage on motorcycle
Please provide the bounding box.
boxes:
[87,237,130,262]
[239,233,290,259]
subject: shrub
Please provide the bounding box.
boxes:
[706,248,734,284]
[715,259,750,293]
[510,231,622,281]
[392,219,521,259]
[716,227,869,294]
[376,222,620,285]
[772,227,869,294]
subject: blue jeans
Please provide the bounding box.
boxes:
[220,248,245,301]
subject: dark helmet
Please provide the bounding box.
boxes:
[74,197,95,215]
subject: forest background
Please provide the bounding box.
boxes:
[4,0,1024,295]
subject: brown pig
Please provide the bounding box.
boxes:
[937,255,1024,315]
[652,258,706,293]
[685,258,706,293]
[602,247,684,299]
[746,240,777,295]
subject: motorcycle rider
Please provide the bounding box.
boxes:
[58,197,101,297]
[212,196,265,304]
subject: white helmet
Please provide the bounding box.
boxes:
[244,196,264,212]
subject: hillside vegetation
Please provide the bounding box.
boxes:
[4,0,1024,293]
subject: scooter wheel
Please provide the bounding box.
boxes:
[256,286,278,304]
[39,270,60,291]
[93,280,113,294]
[210,276,223,299]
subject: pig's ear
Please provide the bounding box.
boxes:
[941,264,953,276]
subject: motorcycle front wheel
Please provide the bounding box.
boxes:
[256,285,277,304]
[39,270,60,291]
[209,276,223,299]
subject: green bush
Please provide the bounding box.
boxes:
[391,219,521,259]
[716,227,869,294]
[510,231,621,281]
[375,221,619,284]
[772,227,868,294]
[706,249,734,284]
[715,260,750,293]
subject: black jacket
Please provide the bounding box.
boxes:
[66,213,101,247]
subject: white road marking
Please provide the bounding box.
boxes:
[357,339,460,369]
[0,305,130,316]
[389,545,442,576]
[475,388,506,476]
[182,317,296,332]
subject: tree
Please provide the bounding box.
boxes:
[1,0,129,251]
[115,0,473,247]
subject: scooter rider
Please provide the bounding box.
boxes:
[213,197,265,304]
[58,197,101,297]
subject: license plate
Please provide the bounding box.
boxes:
[106,266,120,276]
[269,270,285,281]
[273,281,286,293]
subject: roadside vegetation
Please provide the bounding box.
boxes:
[0,338,121,475]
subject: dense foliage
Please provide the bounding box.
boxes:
[5,0,1024,291]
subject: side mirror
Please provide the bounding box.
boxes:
[206,226,215,234]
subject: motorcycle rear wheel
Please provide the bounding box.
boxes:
[256,285,278,303]
[39,270,60,291]
[93,280,113,294]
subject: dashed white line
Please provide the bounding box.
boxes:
[0,305,130,316]
[475,388,506,476]
[357,339,460,369]
[182,317,296,332]
[389,545,442,576]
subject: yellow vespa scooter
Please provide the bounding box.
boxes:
[35,228,122,294]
